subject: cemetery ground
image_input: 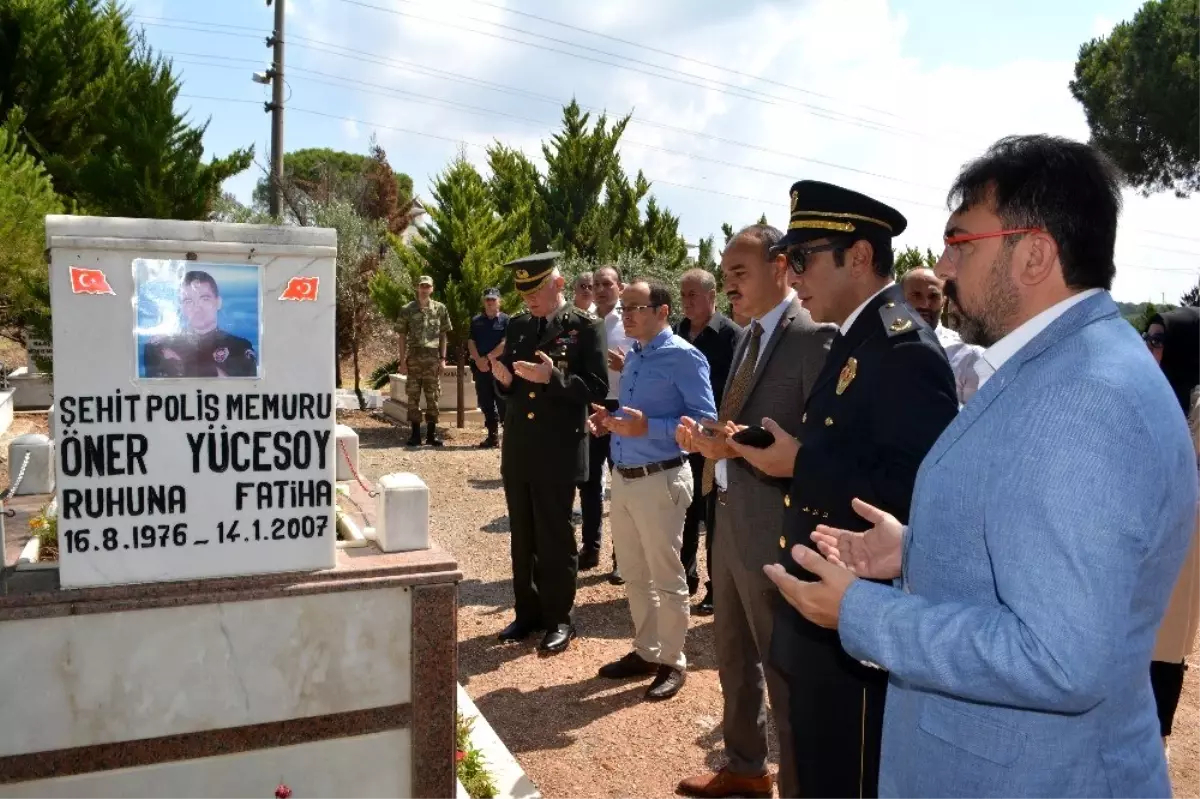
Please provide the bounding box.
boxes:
[2,400,1196,797]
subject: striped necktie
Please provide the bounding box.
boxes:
[702,321,763,495]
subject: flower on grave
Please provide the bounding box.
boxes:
[456,750,466,762]
[29,517,44,529]
[275,784,292,799]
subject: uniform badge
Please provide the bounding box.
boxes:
[836,357,857,395]
[889,317,913,333]
[213,347,229,363]
[245,349,256,361]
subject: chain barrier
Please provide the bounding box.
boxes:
[338,439,378,497]
[1,451,32,516]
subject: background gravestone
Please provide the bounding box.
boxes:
[46,216,337,588]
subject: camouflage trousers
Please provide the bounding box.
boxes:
[405,349,442,424]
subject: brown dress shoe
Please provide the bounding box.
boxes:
[676,768,773,798]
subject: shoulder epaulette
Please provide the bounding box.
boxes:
[879,300,919,337]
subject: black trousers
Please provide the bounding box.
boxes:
[680,452,715,590]
[472,365,505,430]
[503,477,578,627]
[786,633,887,799]
[1150,659,1187,736]
[579,399,619,553]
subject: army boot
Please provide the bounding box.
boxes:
[407,423,422,447]
[425,421,444,447]
[478,422,499,449]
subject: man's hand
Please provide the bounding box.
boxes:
[436,359,446,377]
[606,407,648,437]
[725,417,798,477]
[513,351,554,384]
[489,355,513,387]
[810,498,904,580]
[763,545,857,629]
[474,355,490,372]
[587,403,611,436]
[397,357,408,377]
[607,348,626,373]
[676,416,703,452]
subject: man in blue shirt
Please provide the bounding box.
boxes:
[467,287,509,448]
[588,278,717,701]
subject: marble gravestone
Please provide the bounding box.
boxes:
[45,216,338,589]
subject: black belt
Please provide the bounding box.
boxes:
[616,456,685,480]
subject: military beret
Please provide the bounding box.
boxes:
[775,180,907,250]
[417,275,434,286]
[504,251,562,295]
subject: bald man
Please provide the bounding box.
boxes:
[902,268,984,405]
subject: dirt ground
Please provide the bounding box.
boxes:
[341,410,1200,799]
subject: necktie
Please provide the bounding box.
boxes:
[702,321,763,495]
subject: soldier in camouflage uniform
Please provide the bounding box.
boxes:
[397,275,453,447]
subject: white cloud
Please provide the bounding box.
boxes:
[279,0,1198,302]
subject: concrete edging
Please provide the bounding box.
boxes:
[457,683,540,799]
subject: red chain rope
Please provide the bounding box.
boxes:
[338,438,377,496]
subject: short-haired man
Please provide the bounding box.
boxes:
[396,275,452,447]
[902,268,984,405]
[468,287,509,448]
[675,268,741,615]
[729,181,959,798]
[770,136,1198,797]
[491,253,609,654]
[590,278,716,700]
[577,264,635,583]
[676,226,834,799]
[143,270,258,378]
[573,271,595,312]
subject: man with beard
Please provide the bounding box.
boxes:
[767,135,1197,797]
[726,181,959,798]
[901,268,984,405]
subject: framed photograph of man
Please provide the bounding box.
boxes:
[134,259,263,380]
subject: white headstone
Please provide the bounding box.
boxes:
[46,215,338,588]
[375,472,429,552]
[8,433,55,495]
[334,423,359,482]
[24,336,53,372]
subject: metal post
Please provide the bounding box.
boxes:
[267,0,286,218]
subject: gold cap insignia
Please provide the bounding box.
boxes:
[889,317,913,333]
[790,190,799,214]
[836,357,857,395]
[516,269,529,279]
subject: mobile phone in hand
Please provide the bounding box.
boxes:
[731,425,775,448]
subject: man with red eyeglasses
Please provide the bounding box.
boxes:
[726,180,959,798]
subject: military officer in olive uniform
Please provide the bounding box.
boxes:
[489,252,609,654]
[397,275,452,447]
[727,181,959,799]
[142,270,258,378]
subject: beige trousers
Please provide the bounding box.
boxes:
[610,462,693,670]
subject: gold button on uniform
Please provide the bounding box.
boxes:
[824,417,834,426]
[528,391,536,398]
[784,495,791,507]
[802,413,807,423]
[779,536,787,549]
[527,412,535,420]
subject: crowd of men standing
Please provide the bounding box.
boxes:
[403,132,1199,798]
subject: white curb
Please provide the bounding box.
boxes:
[457,683,540,799]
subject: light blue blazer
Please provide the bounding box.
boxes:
[839,291,1198,797]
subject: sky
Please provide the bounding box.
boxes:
[128,0,1200,304]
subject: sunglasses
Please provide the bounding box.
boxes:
[770,241,849,275]
[1142,331,1165,348]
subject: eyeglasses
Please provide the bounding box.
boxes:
[1142,331,1165,349]
[940,228,1041,265]
[622,303,663,313]
[576,283,593,291]
[772,241,848,275]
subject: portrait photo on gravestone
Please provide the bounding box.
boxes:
[134,258,263,380]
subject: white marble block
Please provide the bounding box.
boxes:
[375,473,429,552]
[8,433,54,496]
[335,423,359,482]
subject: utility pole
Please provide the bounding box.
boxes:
[266,0,285,218]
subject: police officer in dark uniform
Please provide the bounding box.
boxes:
[489,252,609,654]
[142,270,257,378]
[727,181,959,798]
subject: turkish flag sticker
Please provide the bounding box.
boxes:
[69,266,115,295]
[280,276,319,301]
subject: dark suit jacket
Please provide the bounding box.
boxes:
[496,304,609,483]
[722,297,836,571]
[770,284,959,673]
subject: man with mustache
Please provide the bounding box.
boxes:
[901,268,984,405]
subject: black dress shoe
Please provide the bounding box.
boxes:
[497,619,538,643]
[608,566,625,585]
[578,548,600,570]
[598,651,660,679]
[538,624,576,654]
[695,588,713,616]
[645,665,686,700]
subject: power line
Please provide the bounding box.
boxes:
[175,93,1200,275]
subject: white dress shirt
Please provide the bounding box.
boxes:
[935,325,985,406]
[840,282,895,335]
[974,288,1103,389]
[716,290,796,490]
[603,306,635,401]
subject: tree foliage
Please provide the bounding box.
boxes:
[251,146,414,218]
[0,0,253,218]
[1069,0,1200,195]
[893,246,940,280]
[1180,279,1199,307]
[0,127,62,354]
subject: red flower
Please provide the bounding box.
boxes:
[456,750,466,762]
[275,784,292,799]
